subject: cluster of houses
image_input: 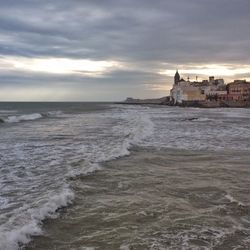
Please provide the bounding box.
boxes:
[170,71,250,107]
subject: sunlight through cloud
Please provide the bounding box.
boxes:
[0,57,122,76]
[159,65,250,77]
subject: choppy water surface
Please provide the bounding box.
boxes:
[0,103,250,250]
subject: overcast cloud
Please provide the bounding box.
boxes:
[0,0,250,101]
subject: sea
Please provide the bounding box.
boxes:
[0,102,250,250]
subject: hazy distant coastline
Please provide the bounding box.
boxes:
[116,96,169,105]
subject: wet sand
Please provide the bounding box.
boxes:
[26,147,250,250]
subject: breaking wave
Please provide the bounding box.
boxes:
[0,187,74,250]
[1,111,63,124]
[0,106,155,249]
[225,194,245,206]
[108,110,154,159]
[5,113,43,123]
[67,109,154,178]
[0,110,17,114]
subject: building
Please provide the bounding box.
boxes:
[170,71,224,104]
[169,70,250,107]
[227,80,250,101]
[209,76,215,84]
[204,84,227,96]
[171,79,206,104]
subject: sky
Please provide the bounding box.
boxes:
[0,0,250,101]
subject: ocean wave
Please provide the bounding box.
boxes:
[102,110,154,161]
[67,109,154,178]
[0,187,74,250]
[225,194,245,206]
[0,109,155,249]
[0,196,8,208]
[0,110,18,114]
[2,111,63,124]
[46,110,63,117]
[67,161,102,179]
[5,113,43,123]
[196,117,213,122]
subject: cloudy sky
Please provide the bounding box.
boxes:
[0,0,250,101]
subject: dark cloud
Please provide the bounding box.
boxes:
[0,0,249,100]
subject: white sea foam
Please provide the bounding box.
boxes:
[0,108,155,249]
[66,109,154,178]
[67,162,102,178]
[5,113,43,123]
[225,194,244,206]
[2,104,250,249]
[196,117,213,122]
[108,110,154,160]
[137,106,250,151]
[0,197,8,208]
[163,226,227,249]
[120,244,130,250]
[46,110,63,117]
[0,187,74,250]
[3,110,63,124]
[0,110,17,114]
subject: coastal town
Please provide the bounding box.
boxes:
[124,71,250,108]
[170,71,250,107]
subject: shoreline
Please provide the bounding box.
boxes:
[115,101,250,108]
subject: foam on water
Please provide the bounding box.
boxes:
[225,194,245,206]
[66,109,154,178]
[0,105,155,249]
[1,110,64,124]
[137,106,250,151]
[0,197,8,208]
[5,113,43,123]
[0,110,18,114]
[1,104,250,249]
[67,162,102,179]
[0,187,74,250]
[46,111,63,116]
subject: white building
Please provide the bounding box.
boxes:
[170,72,206,104]
[170,71,227,104]
[171,85,206,104]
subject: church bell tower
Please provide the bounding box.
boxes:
[174,70,180,85]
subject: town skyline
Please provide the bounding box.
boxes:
[0,0,250,101]
[170,70,250,107]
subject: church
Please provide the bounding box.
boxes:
[170,70,206,104]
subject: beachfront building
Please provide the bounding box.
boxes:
[170,70,250,107]
[204,84,227,97]
[226,80,250,101]
[170,79,205,104]
[170,71,224,104]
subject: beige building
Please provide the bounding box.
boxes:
[170,71,226,104]
[171,79,205,104]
